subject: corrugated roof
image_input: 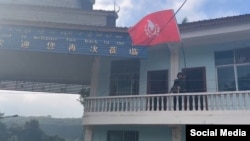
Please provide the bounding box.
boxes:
[179,14,250,31]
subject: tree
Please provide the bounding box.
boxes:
[21,119,43,141]
[181,17,188,24]
[0,112,9,140]
[8,123,22,141]
[21,119,66,141]
[78,87,90,106]
[0,121,9,141]
[0,112,4,119]
[1,118,66,141]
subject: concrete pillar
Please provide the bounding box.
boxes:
[172,125,182,141]
[84,126,93,141]
[90,57,100,97]
[168,43,180,87]
[83,57,99,141]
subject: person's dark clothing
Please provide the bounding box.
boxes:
[170,73,187,110]
[171,78,187,93]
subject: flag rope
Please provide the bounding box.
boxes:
[145,0,187,46]
[166,0,187,28]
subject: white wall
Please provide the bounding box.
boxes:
[95,38,250,96]
[180,39,250,92]
[139,47,170,94]
[92,125,176,141]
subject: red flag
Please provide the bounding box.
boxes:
[128,9,181,46]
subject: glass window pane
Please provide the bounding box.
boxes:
[107,131,123,141]
[237,65,250,90]
[147,70,168,94]
[110,72,139,96]
[217,66,236,91]
[110,59,140,96]
[107,130,139,141]
[235,47,250,64]
[215,50,234,66]
[124,131,139,141]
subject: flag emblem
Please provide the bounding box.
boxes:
[144,20,160,38]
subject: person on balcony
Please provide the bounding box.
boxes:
[170,72,187,93]
[170,72,187,110]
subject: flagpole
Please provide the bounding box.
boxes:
[167,0,187,27]
[173,0,188,85]
[171,0,188,73]
[177,0,188,73]
[178,1,188,91]
[181,41,187,71]
[143,0,187,46]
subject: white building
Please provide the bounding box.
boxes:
[0,1,250,141]
[83,14,250,141]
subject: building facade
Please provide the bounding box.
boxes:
[83,14,250,141]
[1,1,250,141]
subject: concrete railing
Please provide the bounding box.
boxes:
[84,91,250,113]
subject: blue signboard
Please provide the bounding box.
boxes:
[0,25,147,58]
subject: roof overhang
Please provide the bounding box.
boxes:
[0,49,94,85]
[180,17,250,47]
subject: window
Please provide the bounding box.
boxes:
[215,47,250,91]
[235,47,250,64]
[215,50,234,65]
[110,59,140,96]
[217,66,236,91]
[237,65,250,90]
[147,70,168,94]
[107,130,139,141]
[183,67,207,92]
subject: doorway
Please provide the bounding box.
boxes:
[182,67,207,92]
[147,70,168,111]
[182,67,207,110]
[147,70,169,94]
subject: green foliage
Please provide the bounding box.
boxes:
[22,119,43,141]
[0,122,9,141]
[0,119,66,141]
[78,87,90,106]
[3,116,83,141]
[0,112,4,117]
[181,17,188,24]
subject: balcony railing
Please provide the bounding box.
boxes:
[84,91,250,113]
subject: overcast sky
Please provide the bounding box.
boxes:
[1,0,250,118]
[0,90,83,118]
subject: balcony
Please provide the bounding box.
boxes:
[83,91,250,125]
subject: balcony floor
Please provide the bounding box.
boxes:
[83,110,250,125]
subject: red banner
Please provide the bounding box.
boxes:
[128,9,181,46]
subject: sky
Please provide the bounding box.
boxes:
[94,0,250,27]
[1,0,250,118]
[0,90,83,118]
